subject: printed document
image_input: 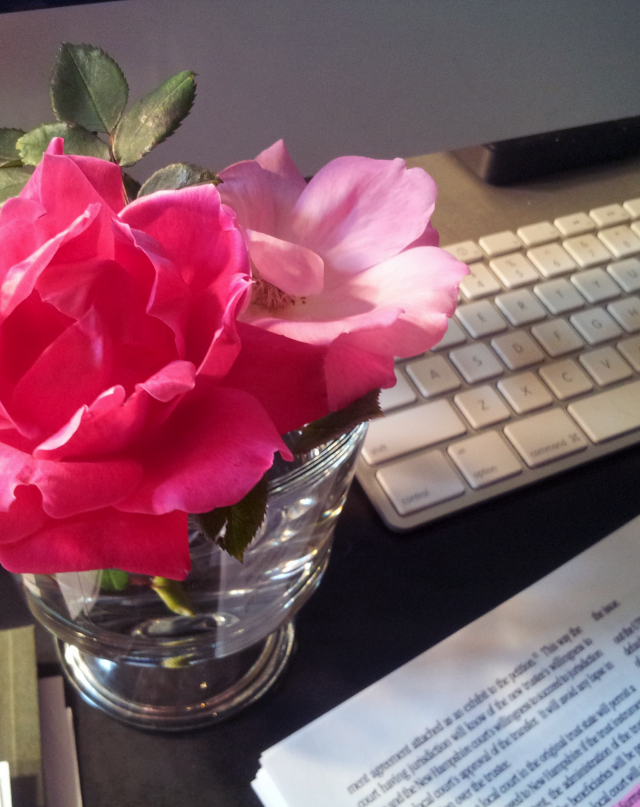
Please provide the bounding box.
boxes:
[253,513,640,807]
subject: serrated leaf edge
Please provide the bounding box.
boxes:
[113,71,196,167]
[51,42,129,133]
[17,122,110,165]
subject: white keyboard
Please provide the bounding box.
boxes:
[356,199,640,530]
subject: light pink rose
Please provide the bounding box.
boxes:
[218,141,468,409]
[0,140,329,579]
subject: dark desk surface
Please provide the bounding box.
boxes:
[3,152,640,807]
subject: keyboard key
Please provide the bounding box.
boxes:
[568,380,640,443]
[504,409,588,467]
[590,204,630,227]
[361,400,466,465]
[598,225,640,259]
[448,432,522,489]
[617,335,640,371]
[516,221,560,247]
[554,211,595,237]
[453,385,511,429]
[497,372,553,414]
[563,234,612,268]
[607,297,640,333]
[579,347,633,387]
[494,289,547,326]
[489,253,539,288]
[358,196,640,532]
[607,258,640,293]
[531,319,584,357]
[449,344,504,384]
[569,308,622,345]
[406,356,461,398]
[430,319,467,352]
[376,451,465,515]
[443,240,484,263]
[379,370,417,412]
[527,243,577,278]
[534,279,585,315]
[479,230,522,258]
[570,268,620,304]
[456,300,507,338]
[459,263,502,300]
[623,198,640,219]
[491,331,545,370]
[538,360,593,400]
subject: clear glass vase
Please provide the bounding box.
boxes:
[21,424,367,731]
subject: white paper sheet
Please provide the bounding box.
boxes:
[0,762,12,807]
[38,677,83,807]
[253,513,640,807]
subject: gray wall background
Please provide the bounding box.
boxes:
[2,0,640,178]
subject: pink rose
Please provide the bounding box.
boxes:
[0,140,329,579]
[218,140,468,409]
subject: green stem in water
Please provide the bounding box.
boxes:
[150,577,195,617]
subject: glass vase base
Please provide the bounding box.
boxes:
[56,621,296,731]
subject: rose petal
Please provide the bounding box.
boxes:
[63,153,126,215]
[254,140,308,231]
[254,140,307,199]
[336,247,468,356]
[10,305,113,438]
[0,205,99,325]
[20,140,119,252]
[0,290,73,387]
[218,159,276,235]
[137,360,196,403]
[289,156,437,273]
[196,276,248,379]
[34,357,196,463]
[0,442,32,511]
[32,457,143,519]
[404,221,439,249]
[120,184,247,294]
[220,322,329,434]
[324,337,396,410]
[0,440,142,518]
[0,508,190,579]
[242,246,467,357]
[0,485,46,543]
[120,186,249,373]
[112,220,189,358]
[34,386,148,461]
[118,382,290,515]
[246,229,324,297]
[241,294,402,345]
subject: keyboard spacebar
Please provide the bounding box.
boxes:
[568,380,640,443]
[361,400,466,465]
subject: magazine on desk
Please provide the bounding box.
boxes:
[253,513,640,807]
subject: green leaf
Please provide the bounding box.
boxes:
[113,70,196,168]
[101,569,130,591]
[138,163,221,197]
[50,43,128,133]
[196,508,227,544]
[288,388,382,454]
[17,123,111,166]
[197,474,269,563]
[0,128,25,164]
[0,166,34,204]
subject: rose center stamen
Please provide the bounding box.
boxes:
[251,264,298,311]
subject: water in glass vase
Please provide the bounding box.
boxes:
[22,424,367,730]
